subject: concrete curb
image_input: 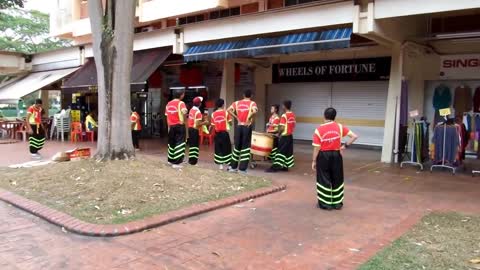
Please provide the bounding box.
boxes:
[0,185,286,237]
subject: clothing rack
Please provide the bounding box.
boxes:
[430,116,456,175]
[400,119,424,170]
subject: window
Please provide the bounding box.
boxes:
[269,0,328,9]
[209,7,241,20]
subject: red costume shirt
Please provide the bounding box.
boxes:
[229,99,258,124]
[27,106,42,124]
[267,114,280,133]
[211,110,231,132]
[130,112,142,131]
[312,122,352,151]
[165,99,188,126]
[280,111,296,136]
[188,107,202,129]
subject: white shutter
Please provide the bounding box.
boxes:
[267,83,332,140]
[331,81,388,146]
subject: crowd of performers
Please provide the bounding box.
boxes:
[165,88,358,210]
[27,88,358,211]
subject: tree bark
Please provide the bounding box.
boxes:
[88,0,136,160]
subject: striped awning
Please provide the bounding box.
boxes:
[184,28,352,62]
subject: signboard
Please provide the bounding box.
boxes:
[439,108,451,117]
[440,54,480,79]
[272,57,391,83]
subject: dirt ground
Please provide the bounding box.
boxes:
[359,212,480,270]
[0,156,271,224]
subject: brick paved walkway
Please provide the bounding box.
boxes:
[1,140,480,269]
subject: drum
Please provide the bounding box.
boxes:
[251,131,274,157]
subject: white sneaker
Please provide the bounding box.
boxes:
[31,153,42,160]
[172,164,183,169]
[219,165,224,170]
[228,167,237,173]
[238,170,248,175]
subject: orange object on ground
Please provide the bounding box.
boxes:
[66,148,91,161]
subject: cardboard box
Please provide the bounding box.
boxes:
[66,148,91,161]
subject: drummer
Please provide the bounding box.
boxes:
[266,104,280,160]
[266,100,296,173]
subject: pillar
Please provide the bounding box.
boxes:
[220,60,236,139]
[41,90,50,116]
[254,65,272,131]
[381,45,404,163]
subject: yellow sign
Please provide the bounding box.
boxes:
[439,108,451,116]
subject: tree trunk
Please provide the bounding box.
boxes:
[88,0,136,160]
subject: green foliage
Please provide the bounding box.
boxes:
[0,9,71,54]
[0,0,24,9]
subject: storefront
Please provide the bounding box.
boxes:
[267,57,391,146]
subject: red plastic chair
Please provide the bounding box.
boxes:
[200,126,215,146]
[85,130,95,142]
[70,122,83,142]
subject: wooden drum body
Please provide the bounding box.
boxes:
[251,131,274,157]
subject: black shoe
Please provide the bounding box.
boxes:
[281,167,289,172]
[333,204,343,210]
[317,203,333,211]
[265,168,278,173]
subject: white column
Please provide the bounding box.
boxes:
[381,45,404,163]
[254,65,272,131]
[220,60,236,139]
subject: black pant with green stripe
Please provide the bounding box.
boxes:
[188,128,200,165]
[268,135,278,160]
[230,125,252,171]
[167,125,186,165]
[316,150,344,209]
[271,135,294,170]
[29,124,45,154]
[214,131,232,165]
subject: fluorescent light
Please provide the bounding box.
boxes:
[435,31,480,39]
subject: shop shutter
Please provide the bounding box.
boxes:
[267,82,332,140]
[331,81,388,146]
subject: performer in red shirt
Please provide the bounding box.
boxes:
[312,107,358,210]
[187,96,208,165]
[211,98,233,170]
[266,104,280,160]
[267,100,296,172]
[26,99,45,159]
[165,89,189,167]
[227,90,258,173]
[130,107,142,150]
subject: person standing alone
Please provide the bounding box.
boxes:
[267,100,296,172]
[165,89,188,168]
[228,90,258,173]
[187,96,208,165]
[211,98,232,170]
[130,107,142,150]
[26,99,45,159]
[312,107,358,210]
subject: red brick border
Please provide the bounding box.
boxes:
[0,185,286,237]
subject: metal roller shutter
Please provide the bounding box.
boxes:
[331,81,388,146]
[267,83,331,140]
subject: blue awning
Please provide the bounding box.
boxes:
[184,28,352,62]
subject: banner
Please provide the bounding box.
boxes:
[440,54,480,79]
[272,57,391,83]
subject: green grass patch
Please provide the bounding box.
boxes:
[359,212,480,270]
[0,156,271,224]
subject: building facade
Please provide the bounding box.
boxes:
[2,0,480,162]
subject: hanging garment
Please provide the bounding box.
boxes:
[421,122,430,162]
[433,125,459,165]
[453,85,472,115]
[474,87,480,113]
[433,85,452,125]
